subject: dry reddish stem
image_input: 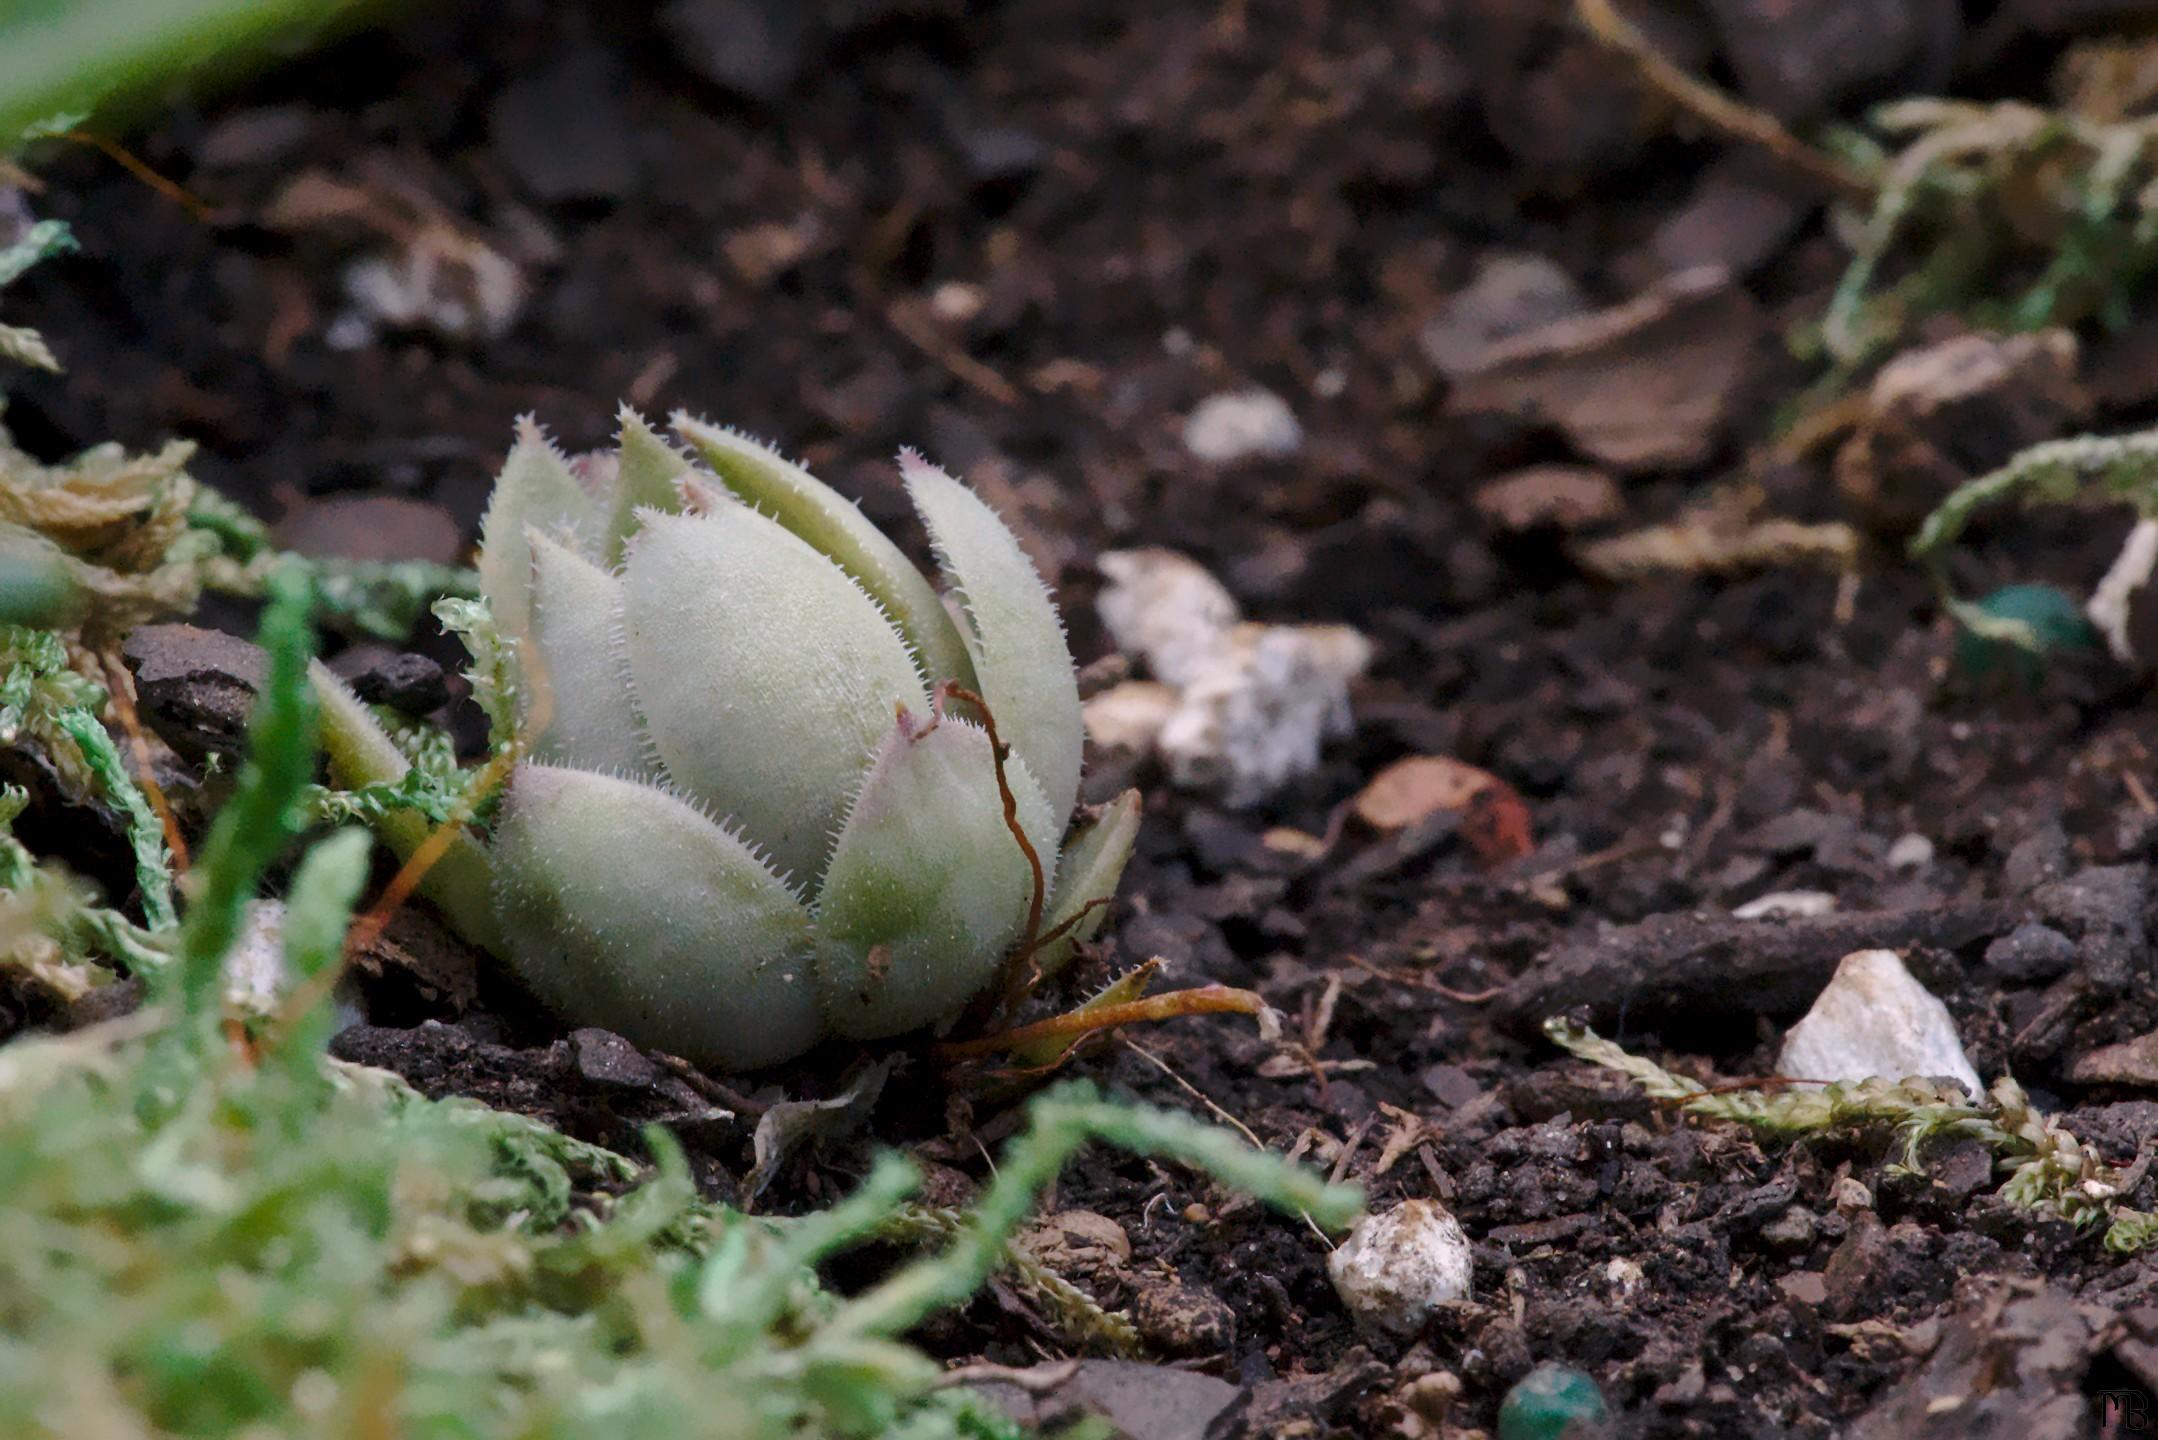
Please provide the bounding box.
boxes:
[1573,0,1871,201]
[938,682,1046,958]
[933,983,1269,1061]
[347,741,519,957]
[57,130,221,221]
[101,653,189,873]
[271,739,522,1043]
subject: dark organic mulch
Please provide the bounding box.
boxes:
[14,1,2158,1435]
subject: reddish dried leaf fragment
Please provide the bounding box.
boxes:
[1353,755,1534,869]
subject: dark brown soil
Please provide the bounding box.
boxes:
[13,2,2158,1436]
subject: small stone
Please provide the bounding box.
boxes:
[1096,548,1240,688]
[1777,949,1982,1094]
[490,50,639,203]
[332,647,451,717]
[2070,1028,2158,1088]
[1328,1199,1473,1338]
[2002,823,2070,895]
[1443,267,1762,472]
[1703,0,1959,122]
[1885,833,1935,871]
[1157,622,1372,807]
[122,622,269,761]
[1776,1271,1829,1308]
[1732,890,1838,920]
[1261,826,1329,863]
[1131,1275,1236,1357]
[1397,1370,1464,1428]
[1019,1210,1132,1283]
[339,230,524,345]
[1181,388,1303,464]
[1422,1063,1483,1110]
[1640,157,1809,279]
[662,0,817,102]
[1497,1364,1611,1440]
[1603,1256,1646,1296]
[1759,1206,1818,1253]
[570,1027,662,1089]
[970,1360,1240,1440]
[1095,547,1370,805]
[952,124,1047,186]
[1081,679,1179,755]
[1834,330,2088,533]
[1421,253,1588,376]
[1983,922,2079,984]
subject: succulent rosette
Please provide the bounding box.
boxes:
[318,411,1136,1070]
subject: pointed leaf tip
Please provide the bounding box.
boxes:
[669,416,978,692]
[479,419,603,642]
[905,456,1084,836]
[524,531,649,778]
[606,406,692,563]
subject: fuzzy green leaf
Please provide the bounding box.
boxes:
[525,531,649,778]
[670,417,978,693]
[1031,788,1140,979]
[309,661,505,956]
[814,711,1052,1040]
[606,407,691,565]
[902,453,1083,834]
[620,508,928,890]
[0,524,87,627]
[476,418,601,644]
[491,763,825,1071]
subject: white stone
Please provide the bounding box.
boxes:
[1181,388,1303,464]
[1081,679,1180,754]
[1097,548,1240,688]
[1733,890,1837,920]
[1885,833,1935,871]
[1095,548,1371,806]
[1603,1257,1646,1297]
[1158,621,1373,808]
[1327,1199,1473,1338]
[1777,949,1981,1094]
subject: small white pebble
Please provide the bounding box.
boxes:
[1081,679,1180,754]
[1830,1176,1874,1212]
[929,280,985,324]
[1328,1199,1473,1338]
[1733,890,1838,920]
[1182,388,1302,463]
[1885,833,1935,871]
[1097,549,1240,688]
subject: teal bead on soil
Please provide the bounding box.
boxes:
[1952,582,2098,688]
[1497,1364,1611,1440]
